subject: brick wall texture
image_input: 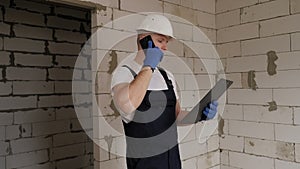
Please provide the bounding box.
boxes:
[1,0,299,169]
[0,0,92,169]
[216,0,300,169]
[91,0,300,168]
[91,0,219,168]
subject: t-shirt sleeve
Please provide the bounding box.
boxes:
[111,66,134,90]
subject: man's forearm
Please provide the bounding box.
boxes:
[128,66,152,108]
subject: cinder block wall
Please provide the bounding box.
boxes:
[2,0,298,169]
[91,0,220,169]
[216,0,300,168]
[0,0,92,168]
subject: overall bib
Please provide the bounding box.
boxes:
[122,66,182,169]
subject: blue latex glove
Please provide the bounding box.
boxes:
[143,41,163,69]
[203,101,218,120]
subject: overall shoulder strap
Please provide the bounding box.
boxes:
[158,67,174,88]
[122,65,137,78]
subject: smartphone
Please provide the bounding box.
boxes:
[139,35,156,49]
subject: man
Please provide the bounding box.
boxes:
[111,14,218,169]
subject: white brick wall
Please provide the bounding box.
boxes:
[120,0,163,13]
[192,0,215,13]
[296,144,300,162]
[245,138,295,160]
[241,34,290,56]
[182,157,197,169]
[216,0,258,14]
[228,89,272,105]
[229,120,274,140]
[163,4,196,26]
[196,11,216,29]
[179,140,207,160]
[295,108,300,125]
[275,159,300,169]
[241,0,289,23]
[216,41,241,58]
[220,135,244,152]
[92,8,113,28]
[291,0,300,14]
[291,33,300,51]
[216,9,240,29]
[222,104,243,120]
[224,73,242,88]
[197,151,220,169]
[181,0,193,8]
[256,70,300,88]
[84,0,300,168]
[275,124,300,143]
[221,150,229,166]
[229,151,274,169]
[217,22,259,43]
[260,14,300,37]
[172,22,194,41]
[276,51,300,70]
[96,158,126,169]
[244,105,293,124]
[226,55,267,73]
[274,88,300,106]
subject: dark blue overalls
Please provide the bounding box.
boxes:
[122,66,182,169]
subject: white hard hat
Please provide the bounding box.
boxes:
[137,14,175,39]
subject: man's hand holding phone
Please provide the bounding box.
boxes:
[143,41,163,69]
[140,35,163,70]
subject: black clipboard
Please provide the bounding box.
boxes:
[180,78,233,124]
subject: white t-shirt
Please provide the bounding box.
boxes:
[111,57,178,123]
